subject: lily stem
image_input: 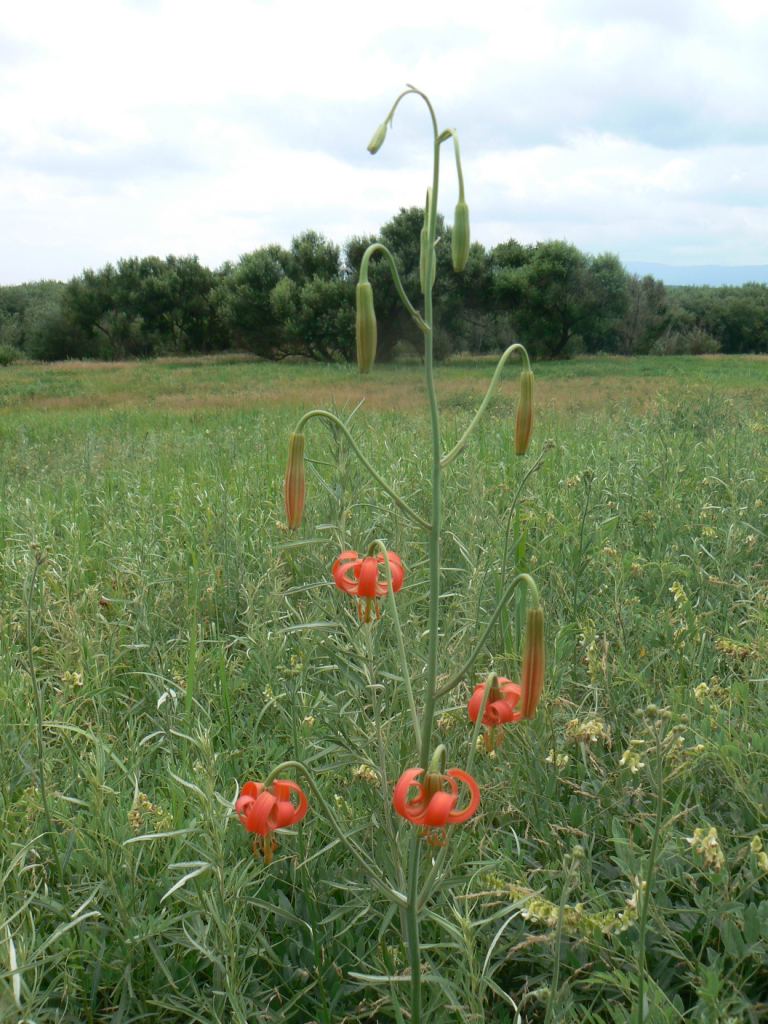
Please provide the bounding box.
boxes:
[296,409,430,532]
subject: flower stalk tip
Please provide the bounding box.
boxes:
[284,432,305,530]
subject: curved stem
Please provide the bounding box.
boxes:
[434,573,541,700]
[403,83,439,139]
[370,540,421,754]
[296,410,430,532]
[441,344,531,467]
[264,760,407,908]
[384,85,438,141]
[360,243,428,334]
[439,129,465,201]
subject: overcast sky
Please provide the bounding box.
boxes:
[2,0,767,285]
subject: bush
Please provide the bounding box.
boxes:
[651,327,721,355]
[0,342,20,365]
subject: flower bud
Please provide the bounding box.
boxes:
[367,121,388,155]
[520,607,544,719]
[356,282,377,373]
[419,224,436,294]
[284,432,305,530]
[451,200,470,272]
[515,369,534,456]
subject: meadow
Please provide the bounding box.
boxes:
[1,354,767,1022]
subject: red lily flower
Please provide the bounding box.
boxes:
[235,780,308,863]
[332,549,404,623]
[392,767,480,845]
[468,676,523,749]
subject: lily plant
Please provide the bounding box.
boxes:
[238,86,546,1024]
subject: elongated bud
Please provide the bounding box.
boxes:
[515,369,534,456]
[284,433,305,530]
[356,281,377,373]
[419,225,436,294]
[419,190,436,294]
[520,607,544,719]
[367,121,388,155]
[451,200,470,272]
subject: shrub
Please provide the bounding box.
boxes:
[0,342,20,365]
[651,326,721,355]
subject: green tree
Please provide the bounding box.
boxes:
[214,246,288,355]
[494,240,629,358]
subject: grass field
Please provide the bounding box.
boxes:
[1,355,767,1023]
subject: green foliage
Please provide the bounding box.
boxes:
[0,342,20,365]
[669,283,768,354]
[493,241,630,358]
[0,358,766,1021]
[5,239,768,364]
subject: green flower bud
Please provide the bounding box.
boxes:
[515,369,534,455]
[451,200,470,272]
[367,121,388,155]
[419,225,436,294]
[520,607,545,719]
[356,281,377,373]
[284,432,305,530]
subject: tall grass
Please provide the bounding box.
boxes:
[0,360,766,1021]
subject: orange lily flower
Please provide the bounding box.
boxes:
[468,676,523,750]
[235,780,308,863]
[332,550,404,622]
[392,766,480,846]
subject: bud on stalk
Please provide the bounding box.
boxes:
[419,225,436,294]
[367,121,388,155]
[419,190,436,294]
[520,607,544,719]
[451,200,470,272]
[284,433,305,530]
[515,369,534,456]
[356,282,377,373]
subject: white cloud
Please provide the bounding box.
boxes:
[1,0,767,282]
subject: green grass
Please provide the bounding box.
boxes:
[0,356,767,1022]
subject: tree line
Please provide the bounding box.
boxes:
[2,208,768,363]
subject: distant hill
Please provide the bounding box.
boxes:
[625,262,768,287]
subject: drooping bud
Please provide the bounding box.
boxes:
[515,369,534,456]
[284,433,305,530]
[367,121,388,155]
[451,200,470,272]
[520,607,544,719]
[356,281,377,373]
[419,190,436,294]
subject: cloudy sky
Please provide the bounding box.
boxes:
[2,0,767,284]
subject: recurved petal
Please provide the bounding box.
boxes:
[243,791,278,835]
[445,769,481,824]
[273,780,309,827]
[332,551,359,575]
[355,557,380,598]
[421,790,458,827]
[392,768,424,820]
[333,555,362,595]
